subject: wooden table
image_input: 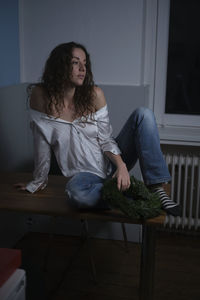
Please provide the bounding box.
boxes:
[0,172,165,300]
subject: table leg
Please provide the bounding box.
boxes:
[139,224,156,300]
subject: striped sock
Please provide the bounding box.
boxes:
[151,186,182,216]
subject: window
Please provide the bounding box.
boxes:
[152,0,200,145]
[166,0,200,115]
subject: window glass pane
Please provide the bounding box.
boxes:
[165,0,200,115]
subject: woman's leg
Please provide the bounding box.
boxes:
[65,172,109,209]
[116,107,171,185]
[116,107,181,216]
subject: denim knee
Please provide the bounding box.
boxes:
[132,107,154,120]
[131,107,156,129]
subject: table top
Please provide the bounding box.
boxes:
[0,172,165,226]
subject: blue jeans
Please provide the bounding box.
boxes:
[66,107,171,209]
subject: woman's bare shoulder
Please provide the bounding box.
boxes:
[29,86,46,113]
[93,86,107,111]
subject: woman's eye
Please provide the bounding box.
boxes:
[72,61,78,65]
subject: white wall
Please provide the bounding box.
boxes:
[19,0,146,85]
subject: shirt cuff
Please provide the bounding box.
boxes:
[26,180,48,193]
[102,144,121,155]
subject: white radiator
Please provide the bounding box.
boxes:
[164,152,200,230]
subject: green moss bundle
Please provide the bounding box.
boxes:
[102,176,162,219]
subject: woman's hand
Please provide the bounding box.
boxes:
[105,152,130,191]
[14,183,27,191]
[112,162,130,191]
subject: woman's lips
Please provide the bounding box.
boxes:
[78,75,85,80]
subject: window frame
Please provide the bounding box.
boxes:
[151,0,200,145]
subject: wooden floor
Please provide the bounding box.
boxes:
[15,230,200,300]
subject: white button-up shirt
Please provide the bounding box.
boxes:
[26,105,121,193]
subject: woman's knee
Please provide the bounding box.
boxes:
[133,107,154,119]
[131,107,156,127]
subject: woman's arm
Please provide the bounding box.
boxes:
[94,87,130,191]
[15,122,51,193]
[15,87,51,192]
[93,86,106,111]
[27,122,51,193]
[105,151,130,191]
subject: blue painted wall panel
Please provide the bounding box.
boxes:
[0,0,20,87]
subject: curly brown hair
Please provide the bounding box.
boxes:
[28,42,95,118]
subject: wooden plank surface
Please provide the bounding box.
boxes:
[0,172,165,225]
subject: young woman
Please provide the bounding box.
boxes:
[15,42,181,216]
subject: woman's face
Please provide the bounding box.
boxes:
[70,47,87,86]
